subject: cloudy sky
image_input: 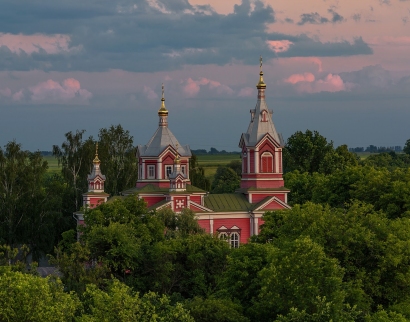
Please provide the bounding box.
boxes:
[1,0,409,151]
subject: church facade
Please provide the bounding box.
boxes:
[76,61,290,246]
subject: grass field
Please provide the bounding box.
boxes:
[44,153,240,180]
[196,154,241,180]
[44,155,61,174]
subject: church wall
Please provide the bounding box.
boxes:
[213,218,251,244]
[190,195,201,204]
[89,197,104,207]
[143,196,166,207]
[197,219,211,233]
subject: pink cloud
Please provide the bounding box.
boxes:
[12,90,24,101]
[266,40,293,53]
[29,78,92,101]
[0,33,81,55]
[238,87,254,97]
[288,73,351,93]
[0,87,12,97]
[182,77,233,97]
[314,74,347,92]
[284,72,315,84]
[143,86,158,100]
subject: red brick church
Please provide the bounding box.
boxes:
[76,60,290,246]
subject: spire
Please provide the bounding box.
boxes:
[256,55,266,90]
[93,142,100,164]
[87,141,106,193]
[240,56,281,147]
[158,83,168,127]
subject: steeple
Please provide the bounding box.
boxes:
[238,57,286,190]
[87,142,106,192]
[158,83,168,127]
[243,56,281,147]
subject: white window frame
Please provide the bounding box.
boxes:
[166,165,172,178]
[230,233,240,248]
[181,165,186,175]
[148,165,155,179]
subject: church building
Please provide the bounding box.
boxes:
[76,59,290,246]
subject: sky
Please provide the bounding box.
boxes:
[0,0,410,152]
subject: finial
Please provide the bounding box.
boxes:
[93,142,100,163]
[256,56,266,89]
[158,83,168,116]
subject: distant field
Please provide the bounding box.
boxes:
[197,154,241,180]
[44,155,61,174]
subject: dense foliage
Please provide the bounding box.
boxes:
[2,128,410,321]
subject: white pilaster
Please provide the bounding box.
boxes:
[158,161,162,179]
[247,148,250,173]
[254,217,259,236]
[255,149,259,173]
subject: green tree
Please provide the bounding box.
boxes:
[254,237,349,321]
[0,269,79,322]
[255,202,410,314]
[283,130,335,174]
[184,296,249,322]
[403,139,410,155]
[0,141,60,258]
[218,243,269,317]
[79,279,194,322]
[227,159,242,177]
[98,125,138,195]
[189,154,211,191]
[53,130,95,211]
[211,166,240,193]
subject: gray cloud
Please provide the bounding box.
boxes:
[352,13,361,22]
[275,37,372,58]
[297,9,344,25]
[0,0,371,72]
[339,65,393,91]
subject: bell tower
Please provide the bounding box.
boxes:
[238,57,288,204]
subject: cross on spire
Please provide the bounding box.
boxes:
[162,83,164,100]
[260,55,263,72]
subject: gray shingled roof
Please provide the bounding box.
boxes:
[241,88,282,147]
[138,126,191,157]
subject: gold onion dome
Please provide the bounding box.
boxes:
[158,83,168,116]
[174,154,181,164]
[256,56,266,89]
[93,142,100,163]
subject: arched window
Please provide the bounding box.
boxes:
[230,233,240,248]
[219,232,228,240]
[261,152,273,173]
